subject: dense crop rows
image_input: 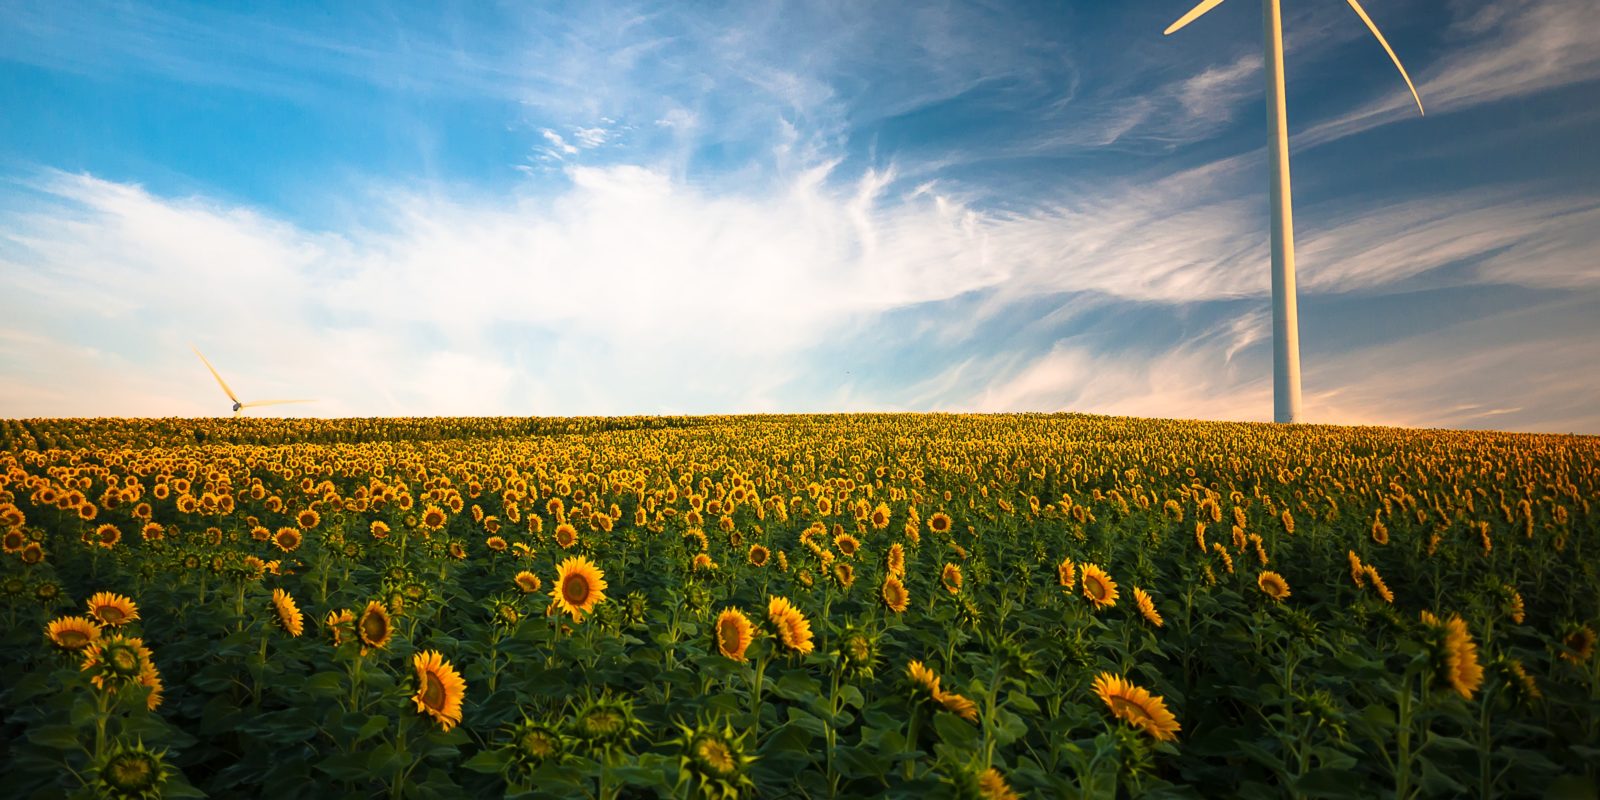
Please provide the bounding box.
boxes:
[1,414,1597,799]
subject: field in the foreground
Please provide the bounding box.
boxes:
[1,414,1597,799]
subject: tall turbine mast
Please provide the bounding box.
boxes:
[1164,0,1425,424]
[1264,0,1299,424]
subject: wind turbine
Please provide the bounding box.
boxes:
[192,346,312,417]
[1163,0,1424,423]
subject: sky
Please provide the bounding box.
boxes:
[1,0,1598,432]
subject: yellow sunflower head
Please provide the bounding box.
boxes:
[550,556,608,622]
[270,588,304,637]
[513,570,542,594]
[907,659,942,698]
[1420,611,1484,699]
[1257,571,1291,601]
[46,615,103,651]
[880,574,910,614]
[86,591,140,627]
[411,649,467,731]
[941,563,963,595]
[1133,587,1164,627]
[1080,563,1119,609]
[1057,557,1076,590]
[715,608,754,662]
[766,595,814,655]
[273,527,302,553]
[1093,672,1181,742]
[747,544,770,567]
[358,600,393,652]
[325,608,355,647]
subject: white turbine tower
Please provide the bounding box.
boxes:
[1164,0,1424,423]
[192,346,312,417]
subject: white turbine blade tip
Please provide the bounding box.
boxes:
[1164,0,1227,35]
[1345,0,1424,115]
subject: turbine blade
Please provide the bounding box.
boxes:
[239,399,313,408]
[191,346,241,405]
[1164,0,1228,35]
[1345,0,1425,115]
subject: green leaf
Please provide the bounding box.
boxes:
[1544,775,1600,800]
[1293,768,1365,799]
[774,670,822,702]
[462,748,511,774]
[26,724,83,750]
[932,712,978,749]
[1006,690,1041,714]
[356,715,389,743]
[305,671,345,698]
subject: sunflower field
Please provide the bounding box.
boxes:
[1,414,1597,799]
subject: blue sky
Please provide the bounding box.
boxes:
[2,0,1598,431]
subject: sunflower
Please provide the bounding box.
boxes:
[46,615,103,651]
[742,543,769,568]
[834,533,860,558]
[270,588,304,637]
[370,520,390,539]
[832,561,856,589]
[1,527,25,553]
[420,505,447,531]
[941,563,963,595]
[1080,563,1118,609]
[1561,624,1597,664]
[870,502,891,530]
[937,690,980,722]
[1257,571,1291,601]
[907,659,942,697]
[87,591,139,627]
[1093,672,1181,742]
[411,649,467,731]
[675,720,757,798]
[1133,587,1164,627]
[1504,588,1525,625]
[486,535,508,552]
[881,574,910,613]
[273,527,302,553]
[1421,611,1483,699]
[295,508,319,530]
[1057,557,1075,590]
[554,523,579,549]
[81,634,156,692]
[93,524,121,549]
[1347,551,1365,587]
[1363,566,1394,604]
[767,596,815,655]
[928,512,952,534]
[887,542,905,577]
[513,570,542,594]
[507,719,565,775]
[551,556,608,622]
[358,600,393,652]
[715,608,754,662]
[94,741,172,800]
[325,608,355,647]
[978,768,1021,800]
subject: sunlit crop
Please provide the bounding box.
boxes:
[0,414,1595,797]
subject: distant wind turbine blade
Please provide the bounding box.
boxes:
[239,400,314,409]
[1164,0,1228,35]
[191,346,241,405]
[1345,0,1425,115]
